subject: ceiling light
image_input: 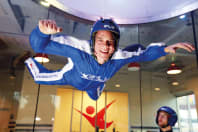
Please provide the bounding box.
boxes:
[34,53,49,63]
[40,0,50,7]
[154,88,160,91]
[128,62,140,71]
[172,82,179,86]
[179,15,186,19]
[9,76,16,79]
[115,84,120,88]
[167,63,182,75]
[36,117,41,121]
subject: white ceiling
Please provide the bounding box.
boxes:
[55,0,198,24]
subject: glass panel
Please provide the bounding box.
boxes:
[193,11,198,132]
[188,95,198,132]
[53,88,73,132]
[139,10,198,132]
[0,34,29,131]
[177,95,190,132]
[16,67,40,130]
[177,94,198,132]
[81,91,96,132]
[106,92,128,132]
[72,90,83,131]
[106,67,140,132]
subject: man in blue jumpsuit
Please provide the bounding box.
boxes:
[25,19,194,100]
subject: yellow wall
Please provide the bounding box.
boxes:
[53,88,128,132]
[53,89,73,132]
[106,92,129,132]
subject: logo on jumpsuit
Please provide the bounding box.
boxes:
[74,100,116,129]
[80,72,109,82]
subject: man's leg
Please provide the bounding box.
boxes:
[86,84,105,100]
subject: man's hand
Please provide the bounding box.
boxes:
[164,42,195,53]
[38,19,62,35]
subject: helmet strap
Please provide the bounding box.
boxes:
[160,126,172,132]
[161,123,169,128]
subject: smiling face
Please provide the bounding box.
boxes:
[158,111,169,128]
[94,30,115,64]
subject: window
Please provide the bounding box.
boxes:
[177,94,198,132]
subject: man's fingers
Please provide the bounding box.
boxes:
[51,20,56,25]
[38,19,62,34]
[179,43,195,51]
[39,20,45,27]
[165,42,195,54]
[181,43,194,52]
[175,43,193,52]
[45,20,49,28]
[182,43,195,51]
[180,45,192,52]
[57,27,63,32]
[47,20,62,32]
[51,22,57,30]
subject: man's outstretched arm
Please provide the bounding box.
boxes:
[30,20,91,58]
[113,42,195,65]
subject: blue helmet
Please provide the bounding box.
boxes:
[156,106,178,127]
[90,18,120,52]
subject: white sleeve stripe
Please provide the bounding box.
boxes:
[50,35,92,54]
[25,58,74,82]
[147,42,165,47]
[112,48,144,60]
[112,42,165,60]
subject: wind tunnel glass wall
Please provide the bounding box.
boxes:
[0,1,198,132]
[136,11,198,132]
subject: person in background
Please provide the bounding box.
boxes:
[156,106,178,132]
